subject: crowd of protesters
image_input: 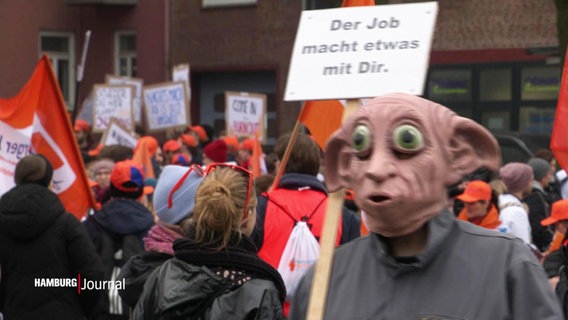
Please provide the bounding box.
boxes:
[3,94,568,319]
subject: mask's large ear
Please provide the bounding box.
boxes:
[324,130,354,192]
[445,116,501,185]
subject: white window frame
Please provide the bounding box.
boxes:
[114,31,137,77]
[39,31,75,110]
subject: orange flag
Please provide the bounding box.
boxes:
[551,50,568,171]
[250,131,263,178]
[341,0,375,7]
[132,138,156,179]
[298,100,344,150]
[0,55,96,219]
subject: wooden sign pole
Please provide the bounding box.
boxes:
[306,99,360,320]
[269,104,304,191]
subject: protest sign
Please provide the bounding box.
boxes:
[76,92,93,125]
[143,81,189,132]
[100,117,138,149]
[92,84,134,133]
[284,2,438,101]
[225,91,267,141]
[106,75,144,124]
[173,63,191,101]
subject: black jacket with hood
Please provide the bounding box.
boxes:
[83,198,154,319]
[131,233,285,320]
[0,184,104,320]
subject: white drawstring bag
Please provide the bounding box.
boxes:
[277,221,320,299]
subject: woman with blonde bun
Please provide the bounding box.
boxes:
[132,163,285,319]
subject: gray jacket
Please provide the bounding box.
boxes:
[290,210,563,320]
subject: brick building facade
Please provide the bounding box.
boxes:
[0,0,560,146]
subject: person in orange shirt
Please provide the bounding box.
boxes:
[455,180,504,231]
[541,200,568,290]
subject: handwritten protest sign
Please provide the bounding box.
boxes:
[106,75,144,124]
[143,81,189,132]
[284,2,438,101]
[92,84,134,133]
[173,64,191,101]
[225,91,266,141]
[100,117,138,148]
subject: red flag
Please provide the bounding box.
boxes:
[341,0,375,7]
[298,100,344,150]
[0,55,96,219]
[551,50,568,171]
[250,131,263,179]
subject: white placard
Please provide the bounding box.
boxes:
[285,2,438,101]
[77,92,93,125]
[92,84,134,132]
[143,81,190,132]
[225,91,267,141]
[106,75,144,124]
[101,118,138,148]
[173,64,191,101]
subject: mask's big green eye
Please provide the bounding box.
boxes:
[393,124,424,152]
[352,125,371,153]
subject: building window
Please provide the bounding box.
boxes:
[427,69,472,102]
[40,32,75,109]
[115,32,137,77]
[480,68,512,101]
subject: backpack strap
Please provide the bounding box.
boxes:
[265,192,326,229]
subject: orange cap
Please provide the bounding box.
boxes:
[74,119,90,132]
[87,144,103,157]
[180,134,198,148]
[189,125,208,142]
[135,136,159,156]
[162,139,181,152]
[223,136,239,151]
[455,180,491,203]
[239,138,255,152]
[542,199,568,226]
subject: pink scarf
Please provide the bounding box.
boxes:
[143,223,185,255]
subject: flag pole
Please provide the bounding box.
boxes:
[269,103,306,191]
[71,30,91,124]
[307,98,360,320]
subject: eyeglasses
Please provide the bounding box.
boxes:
[167,164,205,209]
[205,163,253,218]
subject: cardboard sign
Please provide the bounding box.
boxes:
[106,75,144,124]
[172,64,191,101]
[92,84,134,133]
[143,81,190,132]
[284,2,438,101]
[100,117,138,148]
[76,92,93,125]
[225,91,267,141]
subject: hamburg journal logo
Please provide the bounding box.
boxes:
[34,275,125,294]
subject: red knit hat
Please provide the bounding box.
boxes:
[163,139,181,153]
[203,139,228,163]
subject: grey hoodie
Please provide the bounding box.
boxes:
[290,210,563,320]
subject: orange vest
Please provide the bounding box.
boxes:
[257,188,343,269]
